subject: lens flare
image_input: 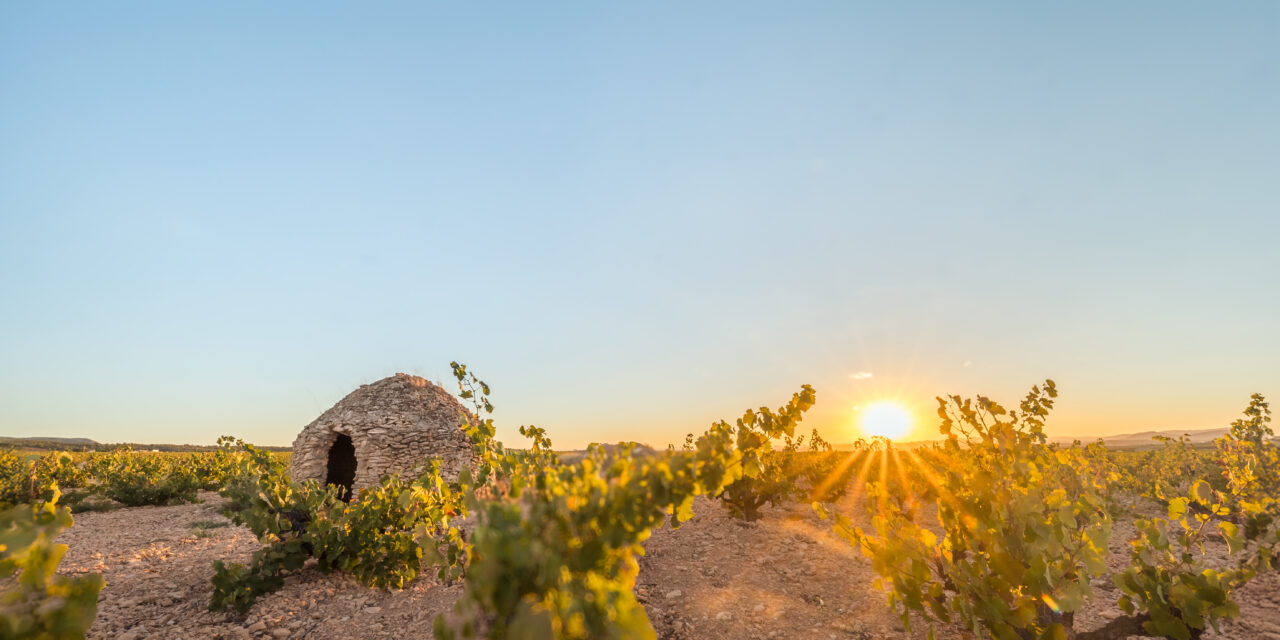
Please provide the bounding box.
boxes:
[859,402,913,440]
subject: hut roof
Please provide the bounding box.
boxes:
[289,373,477,492]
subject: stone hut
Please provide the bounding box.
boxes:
[290,373,476,497]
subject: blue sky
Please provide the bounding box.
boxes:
[2,2,1277,447]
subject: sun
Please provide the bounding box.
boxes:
[858,402,914,440]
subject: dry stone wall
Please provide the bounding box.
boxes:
[290,373,477,491]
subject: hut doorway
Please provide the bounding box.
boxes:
[324,434,357,500]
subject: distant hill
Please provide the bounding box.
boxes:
[558,442,660,464]
[0,436,101,451]
[1,436,99,445]
[832,426,1275,451]
[0,436,290,452]
[1071,427,1231,449]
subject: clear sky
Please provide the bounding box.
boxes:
[1,2,1277,448]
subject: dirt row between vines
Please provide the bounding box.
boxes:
[56,492,1280,640]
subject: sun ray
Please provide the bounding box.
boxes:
[899,446,973,520]
[809,447,862,502]
[900,448,945,497]
[850,447,878,497]
[876,445,890,511]
[888,445,915,510]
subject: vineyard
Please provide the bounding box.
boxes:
[2,366,1279,640]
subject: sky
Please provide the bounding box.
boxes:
[1,2,1277,448]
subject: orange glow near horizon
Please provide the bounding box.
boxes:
[857,402,915,440]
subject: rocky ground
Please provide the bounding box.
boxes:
[56,492,1280,640]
